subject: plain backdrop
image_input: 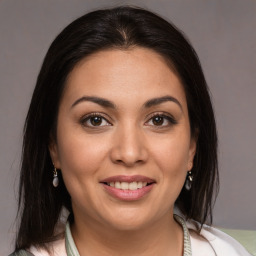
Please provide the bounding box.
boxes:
[0,0,255,254]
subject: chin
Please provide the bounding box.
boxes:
[101,208,155,231]
[107,218,149,231]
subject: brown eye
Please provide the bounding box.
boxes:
[145,113,177,127]
[81,114,111,127]
[152,116,164,126]
[90,116,102,126]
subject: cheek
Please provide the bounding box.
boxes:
[56,126,109,182]
[152,133,191,174]
[56,131,110,210]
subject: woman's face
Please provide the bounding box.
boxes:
[50,47,196,230]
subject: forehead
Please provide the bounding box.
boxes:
[63,47,187,110]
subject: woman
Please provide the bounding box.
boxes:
[11,6,251,256]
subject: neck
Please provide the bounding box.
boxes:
[71,212,183,256]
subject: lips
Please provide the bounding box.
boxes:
[107,181,148,190]
[101,175,155,183]
[100,175,156,201]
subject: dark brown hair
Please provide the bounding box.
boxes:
[15,5,218,250]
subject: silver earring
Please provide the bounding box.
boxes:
[53,167,59,187]
[185,171,193,190]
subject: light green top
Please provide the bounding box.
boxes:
[219,228,256,256]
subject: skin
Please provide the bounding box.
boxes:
[50,47,196,256]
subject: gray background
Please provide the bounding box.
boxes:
[0,0,255,254]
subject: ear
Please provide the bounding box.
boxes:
[48,137,61,169]
[187,133,198,171]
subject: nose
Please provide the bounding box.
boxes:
[110,124,148,167]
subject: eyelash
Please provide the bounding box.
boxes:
[145,112,177,127]
[80,112,177,128]
[80,112,111,127]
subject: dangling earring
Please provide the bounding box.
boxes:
[185,171,193,190]
[53,167,59,187]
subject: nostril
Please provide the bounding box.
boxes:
[114,158,144,167]
[110,140,148,167]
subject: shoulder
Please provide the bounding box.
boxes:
[10,237,66,256]
[187,220,252,256]
[30,237,66,256]
[8,250,34,256]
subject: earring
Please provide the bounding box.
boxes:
[53,167,59,187]
[185,171,193,190]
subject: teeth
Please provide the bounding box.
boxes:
[115,181,121,189]
[121,182,129,190]
[129,182,137,190]
[107,181,149,190]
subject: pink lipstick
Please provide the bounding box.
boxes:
[100,175,156,201]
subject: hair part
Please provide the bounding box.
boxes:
[15,5,219,250]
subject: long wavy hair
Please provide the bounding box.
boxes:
[15,5,218,250]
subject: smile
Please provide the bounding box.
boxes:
[100,175,156,201]
[106,181,148,190]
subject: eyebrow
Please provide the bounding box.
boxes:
[143,95,183,111]
[71,96,116,109]
[71,95,182,111]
